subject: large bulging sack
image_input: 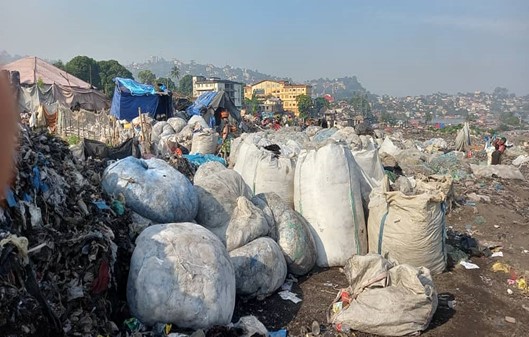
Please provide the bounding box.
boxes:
[234,142,296,207]
[102,157,198,223]
[368,176,448,274]
[152,121,175,143]
[188,115,210,129]
[329,254,437,336]
[255,193,316,276]
[191,129,219,155]
[229,237,287,298]
[194,164,252,239]
[127,223,236,328]
[225,196,270,251]
[167,117,187,133]
[294,143,367,267]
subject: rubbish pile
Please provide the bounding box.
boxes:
[0,126,133,337]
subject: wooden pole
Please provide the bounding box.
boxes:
[138,107,149,155]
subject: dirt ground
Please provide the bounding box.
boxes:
[235,163,529,337]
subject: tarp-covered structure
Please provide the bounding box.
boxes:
[186,91,241,127]
[110,77,173,121]
[2,56,109,112]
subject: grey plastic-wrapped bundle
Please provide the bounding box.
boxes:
[229,237,287,298]
[328,254,437,336]
[152,121,175,143]
[194,164,252,241]
[225,196,270,251]
[255,193,316,276]
[167,117,187,133]
[102,157,198,223]
[127,223,236,328]
[191,129,219,155]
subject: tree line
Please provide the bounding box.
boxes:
[54,56,193,97]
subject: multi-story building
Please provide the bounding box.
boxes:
[244,80,312,116]
[192,76,243,108]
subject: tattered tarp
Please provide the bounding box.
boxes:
[186,90,241,123]
[110,77,173,122]
[183,154,227,167]
[17,84,109,112]
[81,138,141,161]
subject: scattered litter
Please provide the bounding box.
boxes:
[268,329,288,337]
[507,289,513,295]
[508,279,516,286]
[523,250,529,254]
[460,261,480,269]
[505,316,516,324]
[312,320,321,335]
[491,262,511,273]
[281,274,298,292]
[494,225,500,229]
[516,277,527,292]
[491,252,503,258]
[522,305,529,313]
[278,290,302,303]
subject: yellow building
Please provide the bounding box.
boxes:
[244,80,312,116]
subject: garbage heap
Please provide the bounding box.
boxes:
[0,126,132,337]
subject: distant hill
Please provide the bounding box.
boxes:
[308,76,366,101]
[0,50,26,64]
[127,56,289,85]
[2,52,368,99]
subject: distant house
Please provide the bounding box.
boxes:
[259,97,283,113]
[244,80,312,116]
[192,76,243,108]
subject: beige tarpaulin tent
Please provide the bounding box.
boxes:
[3,56,109,112]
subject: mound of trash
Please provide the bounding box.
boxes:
[0,127,132,337]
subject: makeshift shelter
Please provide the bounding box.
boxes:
[186,91,241,127]
[110,78,173,121]
[2,56,109,112]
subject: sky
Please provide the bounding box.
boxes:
[1,0,528,96]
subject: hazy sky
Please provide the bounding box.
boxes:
[1,0,528,96]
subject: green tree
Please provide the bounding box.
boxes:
[314,97,330,116]
[155,77,177,91]
[65,56,101,88]
[137,70,156,85]
[296,94,313,118]
[350,93,372,118]
[53,60,65,71]
[178,74,193,96]
[170,64,180,80]
[244,93,260,114]
[424,111,433,125]
[98,59,133,97]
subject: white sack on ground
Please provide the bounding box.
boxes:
[329,254,437,336]
[234,142,296,207]
[191,129,219,155]
[166,117,187,133]
[294,142,367,267]
[255,193,317,275]
[368,175,448,274]
[379,137,402,157]
[251,195,276,237]
[102,157,198,223]
[127,223,236,328]
[226,196,270,251]
[512,154,529,166]
[330,127,362,150]
[152,121,175,143]
[187,115,210,129]
[194,164,252,242]
[229,237,287,298]
[470,164,524,180]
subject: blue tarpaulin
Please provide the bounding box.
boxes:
[186,91,218,116]
[110,77,173,121]
[183,154,226,167]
